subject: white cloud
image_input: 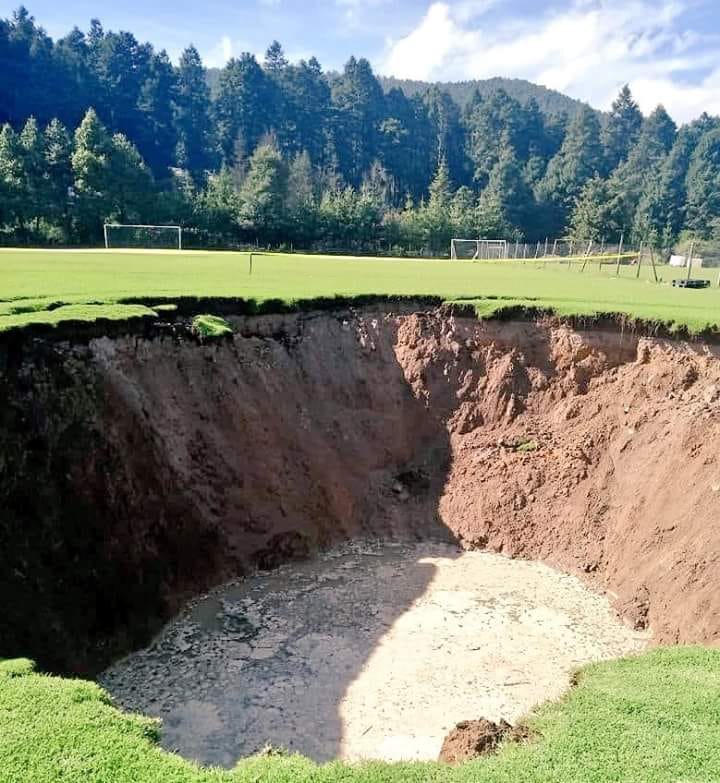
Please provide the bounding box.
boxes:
[203,35,235,68]
[379,0,720,122]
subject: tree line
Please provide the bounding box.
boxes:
[1,7,720,252]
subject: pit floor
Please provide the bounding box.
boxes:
[99,542,649,766]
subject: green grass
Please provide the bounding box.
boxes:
[191,314,233,339]
[2,648,720,782]
[1,248,720,334]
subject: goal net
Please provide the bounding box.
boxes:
[104,224,182,250]
[451,238,508,260]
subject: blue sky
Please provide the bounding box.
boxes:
[5,0,720,121]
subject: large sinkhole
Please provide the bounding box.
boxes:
[2,306,720,764]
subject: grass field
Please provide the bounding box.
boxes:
[2,648,720,783]
[2,248,720,333]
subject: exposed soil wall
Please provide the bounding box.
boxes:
[1,307,719,673]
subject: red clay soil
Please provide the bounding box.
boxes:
[394,315,720,644]
[1,307,719,672]
[439,719,529,763]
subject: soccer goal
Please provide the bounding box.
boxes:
[104,224,183,250]
[450,238,508,260]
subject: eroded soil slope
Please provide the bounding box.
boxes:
[1,307,719,672]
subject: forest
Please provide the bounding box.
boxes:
[1,6,720,253]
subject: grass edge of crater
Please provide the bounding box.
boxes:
[1,295,719,341]
[3,248,720,337]
[2,647,720,783]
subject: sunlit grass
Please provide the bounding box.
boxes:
[2,648,720,783]
[1,248,719,334]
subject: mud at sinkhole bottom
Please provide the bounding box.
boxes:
[99,540,648,766]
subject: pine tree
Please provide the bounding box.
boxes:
[601,85,643,172]
[286,150,318,245]
[536,106,603,235]
[137,49,178,176]
[71,107,114,238]
[420,158,453,252]
[685,128,720,239]
[215,54,273,165]
[44,118,73,236]
[481,145,534,237]
[569,175,622,241]
[238,139,287,242]
[0,123,25,229]
[196,167,241,239]
[279,57,331,166]
[464,88,525,185]
[424,86,469,187]
[107,133,154,223]
[175,46,214,181]
[331,57,385,186]
[607,105,677,237]
[264,40,288,74]
[19,116,47,230]
[449,186,476,238]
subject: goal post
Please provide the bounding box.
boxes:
[104,223,183,250]
[451,238,508,260]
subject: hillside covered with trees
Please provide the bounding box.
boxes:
[1,6,720,253]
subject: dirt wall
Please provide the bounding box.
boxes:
[1,308,719,673]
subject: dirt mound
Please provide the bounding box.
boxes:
[439,718,530,763]
[1,307,720,672]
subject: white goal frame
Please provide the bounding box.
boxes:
[451,238,508,260]
[104,223,183,250]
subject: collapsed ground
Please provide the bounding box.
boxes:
[2,303,720,781]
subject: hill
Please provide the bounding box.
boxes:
[378,75,590,116]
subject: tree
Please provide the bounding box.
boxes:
[215,54,273,165]
[685,128,720,238]
[285,150,318,246]
[196,167,241,239]
[419,158,453,252]
[278,57,331,165]
[19,117,47,231]
[464,88,525,185]
[424,87,469,187]
[264,40,288,74]
[72,110,152,233]
[536,106,603,235]
[569,175,622,241]
[71,108,114,238]
[331,57,385,186]
[607,105,678,238]
[91,30,151,139]
[0,124,25,230]
[378,88,434,200]
[481,145,535,237]
[107,133,154,223]
[237,139,287,242]
[44,119,73,236]
[601,85,643,172]
[136,50,178,176]
[449,186,477,238]
[175,46,214,181]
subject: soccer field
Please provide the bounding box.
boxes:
[1,248,719,333]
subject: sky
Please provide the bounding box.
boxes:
[5,0,720,122]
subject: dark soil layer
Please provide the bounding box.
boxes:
[1,306,719,673]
